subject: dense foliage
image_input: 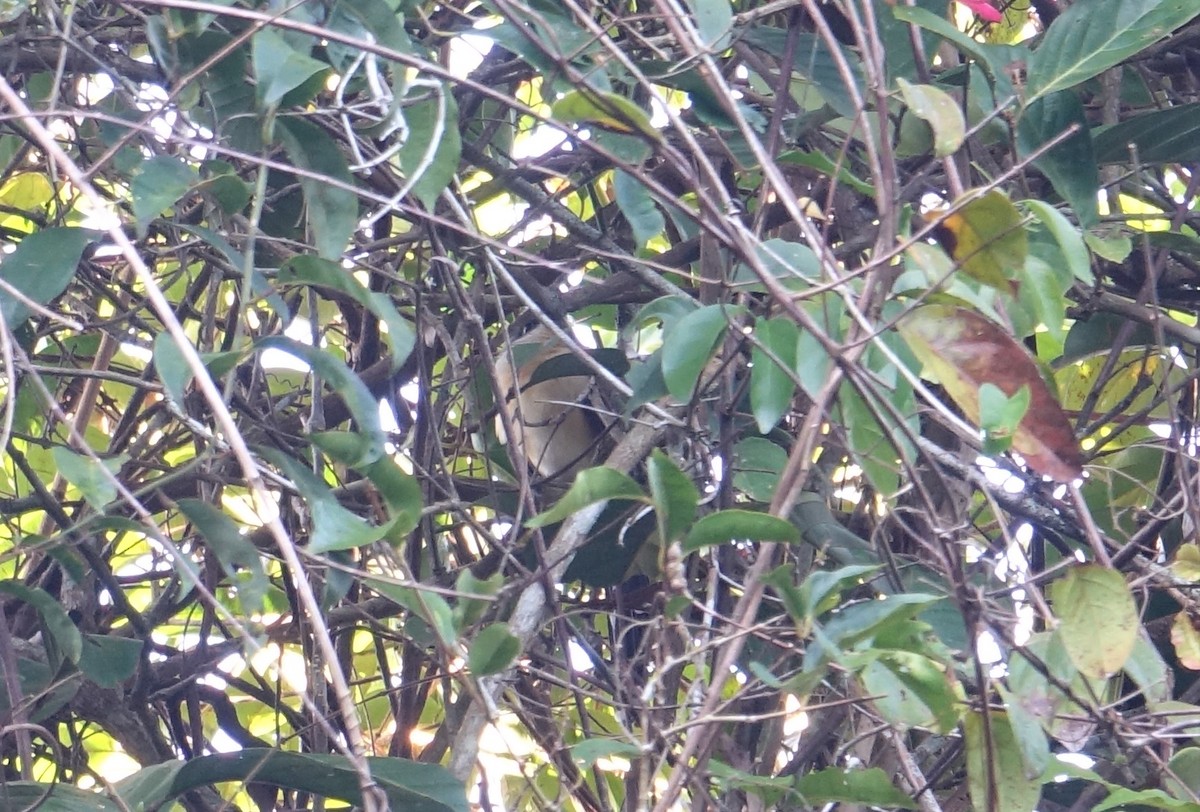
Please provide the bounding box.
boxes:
[4,0,1200,809]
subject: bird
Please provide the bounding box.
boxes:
[492,323,606,481]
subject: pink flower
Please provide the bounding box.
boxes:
[957,0,1003,22]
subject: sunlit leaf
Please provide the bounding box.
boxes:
[646,450,699,544]
[750,317,799,433]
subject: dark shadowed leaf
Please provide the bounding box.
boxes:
[468,623,520,675]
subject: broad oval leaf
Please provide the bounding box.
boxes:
[1049,564,1138,678]
[661,304,741,401]
[750,317,799,433]
[897,79,965,157]
[898,304,1084,481]
[0,226,90,325]
[526,467,645,528]
[276,118,357,260]
[468,623,520,676]
[964,710,1042,812]
[177,498,269,612]
[1027,0,1200,101]
[551,89,660,140]
[683,509,800,551]
[926,190,1027,291]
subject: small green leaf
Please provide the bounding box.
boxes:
[394,93,462,209]
[1025,200,1092,284]
[0,226,90,324]
[750,317,799,434]
[964,710,1043,812]
[51,447,124,510]
[153,333,192,405]
[276,118,357,260]
[860,652,959,732]
[177,498,269,612]
[661,304,741,401]
[78,634,143,689]
[467,623,520,676]
[613,169,664,248]
[366,578,458,652]
[979,382,1030,454]
[683,509,799,551]
[551,89,660,140]
[262,449,392,553]
[570,739,642,769]
[254,336,385,465]
[731,437,788,503]
[1049,564,1138,678]
[132,156,198,236]
[792,767,916,809]
[252,28,328,109]
[0,580,82,665]
[526,467,644,528]
[897,79,965,157]
[686,0,732,50]
[646,450,699,544]
[279,256,416,367]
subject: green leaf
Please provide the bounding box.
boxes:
[613,169,664,248]
[0,782,126,811]
[792,766,916,808]
[394,93,462,209]
[660,304,740,401]
[276,117,357,260]
[897,79,965,157]
[262,449,392,553]
[366,577,458,652]
[467,623,520,676]
[979,382,1030,454]
[1026,0,1200,101]
[526,467,645,528]
[252,28,328,109]
[0,580,82,665]
[964,710,1043,812]
[1124,632,1171,707]
[1049,564,1138,678]
[683,509,799,551]
[362,455,423,538]
[569,739,643,769]
[132,156,198,237]
[859,652,959,732]
[115,749,468,812]
[1025,199,1092,284]
[750,317,799,434]
[177,498,269,612]
[279,256,416,367]
[0,226,89,324]
[686,0,732,50]
[1093,102,1200,164]
[646,450,699,544]
[153,333,192,405]
[731,436,788,503]
[1017,91,1100,227]
[739,28,864,119]
[78,634,142,689]
[998,685,1051,778]
[552,89,660,140]
[51,447,124,510]
[254,336,385,465]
